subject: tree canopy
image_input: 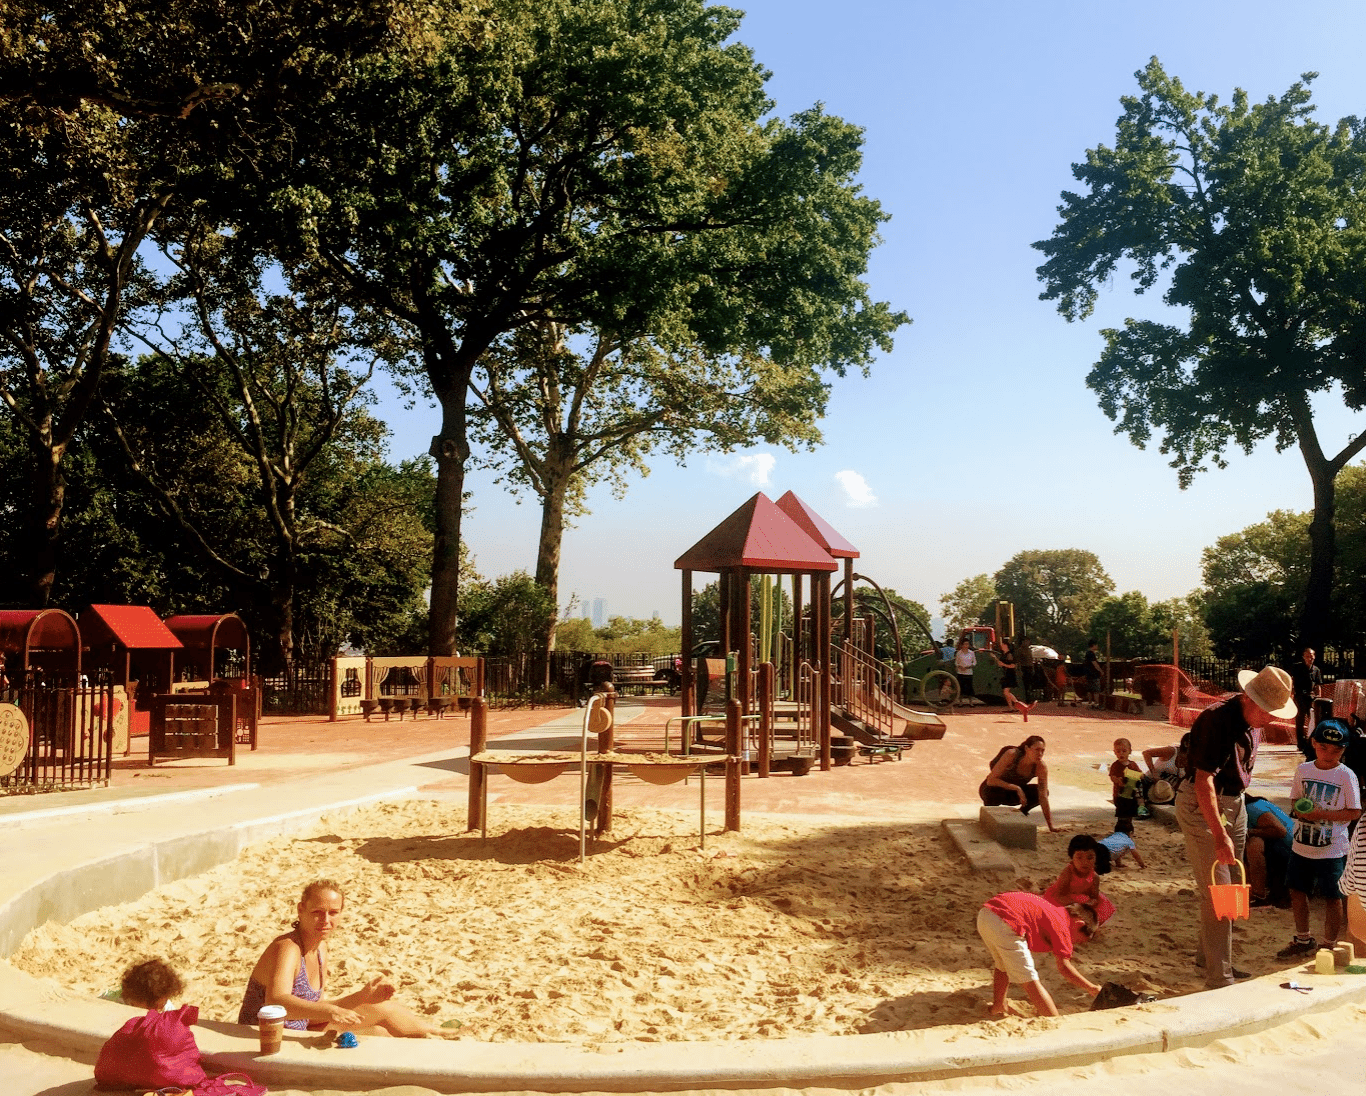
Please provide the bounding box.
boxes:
[1034,58,1366,648]
[992,549,1114,657]
[260,0,905,656]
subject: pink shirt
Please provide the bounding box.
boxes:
[983,891,1074,959]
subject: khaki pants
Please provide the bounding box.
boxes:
[1175,785,1246,988]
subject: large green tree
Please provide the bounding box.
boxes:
[0,0,405,603]
[992,549,1114,657]
[261,0,904,657]
[1035,59,1366,649]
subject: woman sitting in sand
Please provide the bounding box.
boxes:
[979,735,1058,832]
[237,879,442,1038]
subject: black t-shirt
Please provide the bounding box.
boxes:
[1083,648,1101,681]
[1188,697,1261,797]
[1289,661,1321,701]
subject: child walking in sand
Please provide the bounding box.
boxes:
[1110,738,1149,821]
[1044,834,1116,924]
[976,891,1101,1017]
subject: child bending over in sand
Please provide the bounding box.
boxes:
[1044,834,1115,924]
[977,891,1101,1017]
[238,879,445,1037]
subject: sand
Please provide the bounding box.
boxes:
[9,798,1310,1043]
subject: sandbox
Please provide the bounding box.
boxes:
[3,794,1366,1092]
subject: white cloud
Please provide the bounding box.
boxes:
[835,470,878,508]
[707,452,776,486]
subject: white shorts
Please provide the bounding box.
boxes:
[977,906,1040,984]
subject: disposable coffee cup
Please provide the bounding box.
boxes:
[257,1004,287,1054]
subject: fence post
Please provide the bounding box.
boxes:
[757,662,773,778]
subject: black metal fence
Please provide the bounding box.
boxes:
[260,663,332,716]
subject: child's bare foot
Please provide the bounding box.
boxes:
[987,1002,1022,1018]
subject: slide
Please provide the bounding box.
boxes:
[870,683,946,740]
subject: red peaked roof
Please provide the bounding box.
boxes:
[82,605,183,650]
[775,490,859,559]
[674,493,837,573]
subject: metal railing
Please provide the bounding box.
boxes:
[834,641,896,737]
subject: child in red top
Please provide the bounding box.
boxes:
[1044,834,1116,924]
[976,891,1101,1017]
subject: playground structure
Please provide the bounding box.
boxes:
[675,491,943,787]
[0,606,257,788]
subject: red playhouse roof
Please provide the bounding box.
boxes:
[0,608,81,653]
[674,493,837,574]
[82,605,184,650]
[164,613,250,651]
[775,490,859,559]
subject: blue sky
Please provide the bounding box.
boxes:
[374,0,1366,629]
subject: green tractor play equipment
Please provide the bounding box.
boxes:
[903,602,1021,709]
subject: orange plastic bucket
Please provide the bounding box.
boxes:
[1209,861,1250,920]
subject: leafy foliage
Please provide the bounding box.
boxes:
[992,549,1115,658]
[1034,58,1366,645]
[1089,590,1210,659]
[938,574,997,639]
[1196,463,1366,657]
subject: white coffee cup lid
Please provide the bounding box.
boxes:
[257,1004,287,1021]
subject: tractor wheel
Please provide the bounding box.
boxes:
[920,670,960,708]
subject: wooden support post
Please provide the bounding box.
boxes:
[739,567,752,723]
[681,568,694,718]
[725,697,742,832]
[843,557,854,652]
[757,661,774,778]
[467,696,488,833]
[818,572,832,772]
[596,685,616,836]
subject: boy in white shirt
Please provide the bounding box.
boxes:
[1276,719,1362,958]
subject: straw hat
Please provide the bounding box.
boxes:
[1236,665,1296,719]
[1148,778,1175,805]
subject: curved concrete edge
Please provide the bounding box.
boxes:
[0,783,261,830]
[0,787,416,958]
[1,789,1364,1092]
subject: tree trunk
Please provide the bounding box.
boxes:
[1298,452,1337,651]
[27,439,65,607]
[428,391,468,657]
[531,452,572,692]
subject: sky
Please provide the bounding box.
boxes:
[372,0,1366,630]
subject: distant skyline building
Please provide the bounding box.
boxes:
[591,597,607,629]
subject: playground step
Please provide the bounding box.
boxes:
[978,805,1038,850]
[942,819,1016,872]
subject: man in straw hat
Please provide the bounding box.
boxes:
[1175,664,1295,988]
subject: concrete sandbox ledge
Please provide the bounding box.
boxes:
[0,788,1363,1093]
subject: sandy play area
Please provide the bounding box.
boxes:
[9,795,1308,1042]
